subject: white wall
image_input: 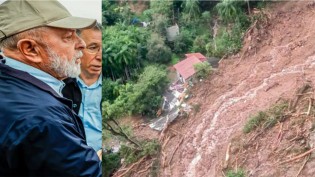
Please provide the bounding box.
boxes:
[0,0,102,23]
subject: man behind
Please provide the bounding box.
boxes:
[0,0,101,176]
[62,23,103,153]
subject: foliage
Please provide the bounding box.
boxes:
[170,53,180,65]
[243,102,288,133]
[103,152,121,177]
[201,11,212,25]
[226,169,246,177]
[215,0,243,23]
[192,34,211,54]
[103,65,168,119]
[103,24,148,81]
[173,29,194,54]
[127,65,169,115]
[243,111,267,134]
[192,103,201,114]
[102,0,132,26]
[150,0,173,17]
[182,0,200,23]
[207,23,244,57]
[194,62,213,79]
[147,0,173,37]
[120,139,160,164]
[102,79,122,103]
[146,33,172,64]
[151,14,170,37]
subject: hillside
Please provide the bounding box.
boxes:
[112,1,315,177]
[161,1,315,177]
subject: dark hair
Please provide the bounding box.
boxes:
[77,22,102,36]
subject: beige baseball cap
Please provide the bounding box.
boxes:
[0,0,97,40]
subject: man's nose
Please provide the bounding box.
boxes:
[75,35,86,50]
[96,48,102,60]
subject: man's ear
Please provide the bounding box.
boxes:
[16,39,43,63]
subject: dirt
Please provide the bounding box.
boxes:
[115,1,315,177]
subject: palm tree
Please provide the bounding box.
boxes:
[215,0,239,23]
[183,0,200,22]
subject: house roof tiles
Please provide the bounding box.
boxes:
[173,56,202,80]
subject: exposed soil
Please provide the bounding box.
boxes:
[114,1,315,177]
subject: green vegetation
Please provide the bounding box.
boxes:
[192,103,201,114]
[243,102,288,134]
[194,62,213,79]
[103,65,168,119]
[103,152,121,177]
[120,139,160,164]
[226,169,246,177]
[243,111,267,134]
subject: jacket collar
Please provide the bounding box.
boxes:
[0,63,73,109]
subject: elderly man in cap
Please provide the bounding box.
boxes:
[0,0,101,176]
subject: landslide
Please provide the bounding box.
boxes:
[159,1,315,177]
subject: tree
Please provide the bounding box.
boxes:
[102,65,168,146]
[146,33,172,64]
[182,0,200,23]
[215,0,241,23]
[103,24,148,81]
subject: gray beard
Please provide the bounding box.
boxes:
[46,47,82,78]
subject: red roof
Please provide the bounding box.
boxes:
[185,53,207,62]
[173,56,202,80]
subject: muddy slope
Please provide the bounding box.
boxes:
[163,2,315,177]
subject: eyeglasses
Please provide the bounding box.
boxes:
[85,44,101,54]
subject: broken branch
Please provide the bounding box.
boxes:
[278,147,315,165]
[168,137,184,166]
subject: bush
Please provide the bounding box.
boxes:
[146,33,172,64]
[194,62,213,79]
[243,111,267,134]
[173,29,194,54]
[120,139,160,164]
[170,53,180,65]
[191,34,211,54]
[103,152,121,177]
[104,65,169,118]
[207,23,244,57]
[226,169,246,177]
[243,102,288,133]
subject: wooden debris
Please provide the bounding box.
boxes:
[278,147,315,165]
[159,115,170,141]
[295,154,310,177]
[223,142,232,169]
[168,137,184,166]
[137,161,154,176]
[307,97,312,116]
[115,156,146,177]
[277,122,283,143]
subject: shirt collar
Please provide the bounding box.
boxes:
[5,57,65,96]
[77,74,102,89]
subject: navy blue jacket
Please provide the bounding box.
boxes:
[0,63,101,176]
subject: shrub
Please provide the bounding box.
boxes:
[120,139,160,164]
[194,62,213,79]
[243,102,288,133]
[103,152,121,177]
[191,34,211,54]
[226,169,246,177]
[173,29,194,54]
[146,33,172,64]
[243,111,267,134]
